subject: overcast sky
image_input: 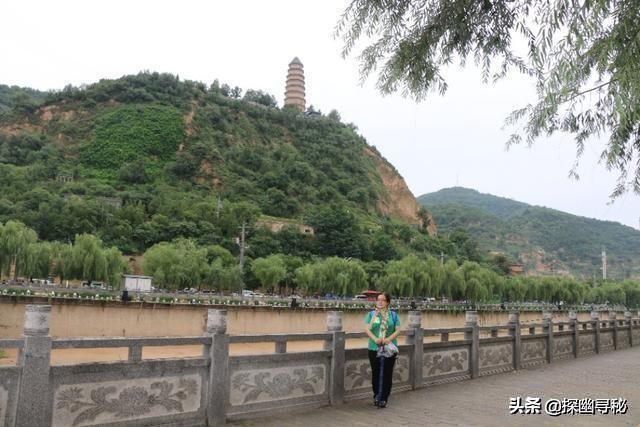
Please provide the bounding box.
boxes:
[2,0,639,229]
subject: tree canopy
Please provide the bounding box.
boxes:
[337,0,640,197]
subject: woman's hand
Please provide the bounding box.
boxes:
[382,338,390,345]
[375,338,384,345]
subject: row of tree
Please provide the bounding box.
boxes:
[0,220,128,287]
[3,220,640,308]
[139,238,640,307]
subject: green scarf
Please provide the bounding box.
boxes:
[378,308,390,340]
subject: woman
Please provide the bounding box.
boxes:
[364,292,400,408]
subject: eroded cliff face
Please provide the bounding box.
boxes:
[364,147,436,236]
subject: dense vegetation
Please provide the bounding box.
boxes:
[0,220,127,287]
[418,187,640,279]
[0,72,474,275]
[2,73,639,307]
[0,84,48,111]
[0,72,435,258]
[4,219,640,308]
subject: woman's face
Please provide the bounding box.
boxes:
[376,294,389,309]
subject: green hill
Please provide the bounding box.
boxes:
[418,187,640,279]
[0,84,48,111]
[0,72,434,262]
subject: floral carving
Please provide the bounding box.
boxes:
[345,362,371,389]
[578,335,595,353]
[231,366,324,404]
[553,337,573,356]
[618,331,629,348]
[600,332,614,349]
[344,356,409,391]
[479,344,512,368]
[55,378,198,426]
[522,340,546,361]
[424,350,469,376]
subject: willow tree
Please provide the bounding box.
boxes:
[51,242,73,285]
[337,0,640,197]
[142,239,208,290]
[20,242,52,280]
[0,221,38,279]
[70,234,108,284]
[251,255,287,293]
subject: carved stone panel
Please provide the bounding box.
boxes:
[479,343,513,371]
[344,356,409,392]
[578,334,595,355]
[423,348,469,379]
[53,374,201,427]
[0,385,7,427]
[617,330,630,349]
[230,365,325,406]
[633,328,640,342]
[521,339,547,367]
[600,332,614,351]
[553,336,574,360]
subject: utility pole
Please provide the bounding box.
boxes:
[601,247,607,280]
[238,222,247,270]
[216,194,222,220]
[439,252,444,266]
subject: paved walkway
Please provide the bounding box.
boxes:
[233,346,640,426]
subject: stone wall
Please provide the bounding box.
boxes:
[0,298,596,338]
[1,306,638,426]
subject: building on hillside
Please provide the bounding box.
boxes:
[255,218,314,235]
[284,57,305,112]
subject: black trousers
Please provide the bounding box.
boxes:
[368,349,396,401]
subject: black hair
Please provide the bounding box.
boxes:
[382,292,391,304]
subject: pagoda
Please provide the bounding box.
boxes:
[284,57,306,112]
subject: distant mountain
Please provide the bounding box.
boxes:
[418,187,640,279]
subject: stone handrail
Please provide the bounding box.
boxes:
[0,305,638,426]
[0,339,23,349]
[51,336,210,348]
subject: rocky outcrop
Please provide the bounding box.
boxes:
[364,147,436,235]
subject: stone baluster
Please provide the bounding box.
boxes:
[508,311,521,370]
[326,311,345,405]
[609,311,618,350]
[543,311,553,363]
[591,311,600,354]
[624,311,633,347]
[465,311,479,378]
[408,311,423,390]
[205,309,229,427]
[569,311,579,358]
[16,305,52,427]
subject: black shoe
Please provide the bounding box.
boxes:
[373,398,379,407]
[378,400,387,408]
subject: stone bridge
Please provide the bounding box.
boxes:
[1,305,639,426]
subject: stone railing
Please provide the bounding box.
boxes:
[0,306,639,426]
